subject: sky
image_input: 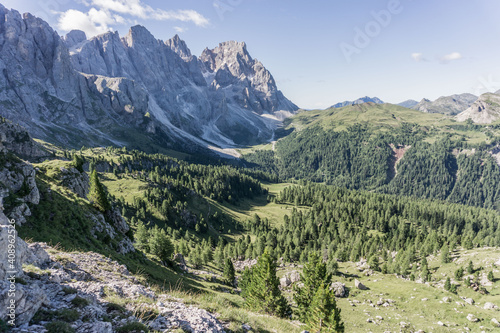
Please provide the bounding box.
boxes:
[4,0,500,109]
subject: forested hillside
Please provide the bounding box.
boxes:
[243,103,500,210]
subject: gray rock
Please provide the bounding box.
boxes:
[280,276,291,288]
[484,302,498,310]
[466,313,479,322]
[0,281,47,325]
[60,167,89,198]
[355,279,368,290]
[492,318,500,327]
[330,282,347,298]
[174,253,188,272]
[0,4,298,151]
[456,92,500,124]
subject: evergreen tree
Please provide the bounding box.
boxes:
[368,254,380,271]
[240,249,290,318]
[88,170,111,212]
[135,221,150,253]
[444,277,451,291]
[440,244,450,264]
[149,226,174,264]
[467,260,474,274]
[488,271,494,282]
[455,267,464,280]
[294,252,331,321]
[223,258,235,286]
[72,154,84,173]
[306,283,344,333]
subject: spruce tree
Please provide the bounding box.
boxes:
[440,244,450,264]
[306,283,344,333]
[88,170,111,212]
[240,249,290,318]
[135,221,150,253]
[444,277,451,291]
[294,251,332,321]
[149,226,174,264]
[223,258,235,286]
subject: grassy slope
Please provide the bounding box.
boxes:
[24,143,500,332]
[284,103,500,144]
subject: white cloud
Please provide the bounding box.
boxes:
[174,26,186,33]
[440,52,463,64]
[58,8,116,36]
[411,53,426,62]
[89,0,209,26]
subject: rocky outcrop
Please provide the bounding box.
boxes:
[3,245,225,332]
[0,120,48,161]
[413,93,477,115]
[456,92,500,124]
[0,4,298,152]
[60,167,89,198]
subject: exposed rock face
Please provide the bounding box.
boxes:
[60,167,90,198]
[412,93,477,115]
[0,121,48,161]
[331,96,384,108]
[456,92,500,124]
[0,4,297,151]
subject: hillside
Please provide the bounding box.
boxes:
[243,103,500,210]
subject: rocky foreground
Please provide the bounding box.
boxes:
[0,221,225,332]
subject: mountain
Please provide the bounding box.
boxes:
[0,5,297,153]
[412,93,477,115]
[455,91,500,124]
[330,96,383,108]
[397,99,418,108]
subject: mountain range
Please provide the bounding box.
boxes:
[0,4,297,155]
[330,96,384,108]
[411,93,478,115]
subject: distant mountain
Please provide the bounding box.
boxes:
[456,92,500,124]
[0,4,298,153]
[397,100,418,108]
[412,93,477,115]
[331,96,384,108]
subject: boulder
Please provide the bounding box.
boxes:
[492,318,500,327]
[0,282,47,325]
[280,276,291,288]
[355,279,368,290]
[484,302,498,310]
[330,282,347,298]
[466,313,479,322]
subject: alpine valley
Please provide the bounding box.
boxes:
[1,3,500,333]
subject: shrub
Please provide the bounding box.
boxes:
[62,286,77,295]
[57,309,80,322]
[71,296,89,308]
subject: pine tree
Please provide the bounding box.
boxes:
[223,258,235,286]
[444,277,451,291]
[467,260,474,274]
[306,283,344,333]
[72,154,84,173]
[135,221,150,253]
[488,271,494,281]
[440,244,450,264]
[240,249,290,318]
[88,170,111,212]
[149,226,174,264]
[455,267,464,280]
[294,251,332,321]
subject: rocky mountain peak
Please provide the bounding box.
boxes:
[165,34,192,58]
[124,25,157,48]
[63,29,87,48]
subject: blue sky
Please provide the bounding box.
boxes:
[5,0,500,109]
